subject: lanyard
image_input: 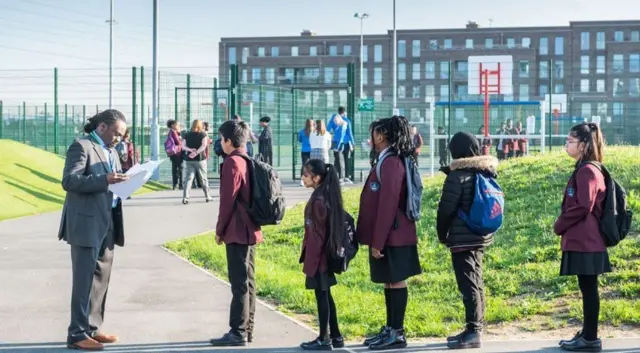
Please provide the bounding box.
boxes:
[90,131,115,172]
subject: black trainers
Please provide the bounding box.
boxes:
[369,328,407,351]
[363,326,389,346]
[209,332,246,347]
[447,329,469,342]
[560,337,602,352]
[447,330,481,350]
[300,337,333,351]
[331,336,344,348]
[559,330,583,346]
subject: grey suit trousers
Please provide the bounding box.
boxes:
[68,224,115,343]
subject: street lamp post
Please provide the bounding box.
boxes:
[106,0,116,109]
[354,12,369,99]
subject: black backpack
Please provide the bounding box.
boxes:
[375,151,423,221]
[574,162,633,247]
[238,155,286,226]
[326,211,359,274]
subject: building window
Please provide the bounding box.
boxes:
[343,45,352,56]
[412,40,420,57]
[456,84,468,99]
[555,37,564,55]
[522,37,531,48]
[465,39,474,49]
[242,47,249,64]
[614,31,624,42]
[554,84,564,94]
[310,46,318,56]
[539,84,548,96]
[581,32,590,50]
[507,38,515,48]
[456,61,468,74]
[630,78,640,97]
[580,79,589,93]
[596,79,605,93]
[581,56,590,75]
[241,69,248,84]
[324,68,334,84]
[362,45,368,62]
[266,68,275,84]
[519,60,530,78]
[581,103,591,118]
[338,67,348,84]
[362,70,368,85]
[444,39,452,49]
[425,85,435,100]
[440,61,450,79]
[398,40,406,58]
[519,84,529,101]
[228,47,236,64]
[613,78,625,97]
[398,86,406,99]
[271,47,279,57]
[440,84,450,98]
[374,45,382,63]
[425,61,435,79]
[258,47,265,57]
[412,63,420,80]
[252,68,261,84]
[398,63,406,80]
[630,54,640,73]
[539,61,548,78]
[613,54,624,73]
[485,38,493,49]
[329,45,337,56]
[374,90,382,102]
[596,32,606,50]
[412,86,421,99]
[632,31,640,42]
[430,39,439,49]
[613,102,624,118]
[291,46,299,57]
[374,67,382,85]
[554,61,564,78]
[539,37,548,55]
[596,56,606,74]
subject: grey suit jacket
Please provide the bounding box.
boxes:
[58,135,125,248]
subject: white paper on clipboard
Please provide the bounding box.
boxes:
[108,172,147,200]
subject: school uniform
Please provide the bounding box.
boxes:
[356,150,421,284]
[216,149,263,339]
[300,194,337,290]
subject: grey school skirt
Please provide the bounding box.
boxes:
[310,148,330,163]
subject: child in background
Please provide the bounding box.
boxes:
[438,126,448,168]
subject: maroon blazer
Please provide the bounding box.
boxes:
[356,154,418,250]
[299,194,328,277]
[553,163,606,252]
[215,150,263,245]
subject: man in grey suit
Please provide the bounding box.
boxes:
[59,109,128,351]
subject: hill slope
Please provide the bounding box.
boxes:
[0,139,166,221]
[166,147,640,338]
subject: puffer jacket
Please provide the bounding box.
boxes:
[436,155,499,249]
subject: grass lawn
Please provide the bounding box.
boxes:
[165,146,640,338]
[0,139,168,221]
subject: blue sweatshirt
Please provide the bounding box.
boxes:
[298,129,312,153]
[327,114,355,151]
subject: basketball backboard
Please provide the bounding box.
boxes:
[468,55,513,95]
[543,94,567,114]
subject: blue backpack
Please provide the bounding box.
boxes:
[458,173,504,235]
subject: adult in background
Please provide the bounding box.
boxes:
[298,119,314,185]
[165,119,183,190]
[258,116,273,166]
[181,119,213,204]
[59,109,128,351]
[327,106,355,183]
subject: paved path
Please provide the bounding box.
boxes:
[1,186,639,352]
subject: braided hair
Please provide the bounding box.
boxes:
[369,115,415,166]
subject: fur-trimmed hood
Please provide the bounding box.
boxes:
[449,155,499,175]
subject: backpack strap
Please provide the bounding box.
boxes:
[374,150,396,183]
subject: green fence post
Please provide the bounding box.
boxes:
[54,67,59,154]
[0,100,3,139]
[22,101,26,143]
[259,85,264,118]
[548,58,553,152]
[347,62,356,180]
[276,87,281,166]
[213,78,219,125]
[132,66,137,146]
[186,73,191,127]
[447,60,452,164]
[291,88,297,180]
[140,66,144,160]
[44,102,48,151]
[64,104,68,148]
[96,105,99,114]
[229,64,238,119]
[82,105,86,135]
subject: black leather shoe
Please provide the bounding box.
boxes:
[369,328,407,350]
[300,337,333,351]
[447,329,469,342]
[560,337,602,352]
[363,326,389,346]
[331,336,344,348]
[559,330,583,346]
[447,330,481,350]
[209,332,246,347]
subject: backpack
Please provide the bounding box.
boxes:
[164,134,180,156]
[574,162,633,247]
[326,211,359,274]
[238,154,286,226]
[375,151,423,221]
[458,173,505,235]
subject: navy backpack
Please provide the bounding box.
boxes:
[458,173,505,235]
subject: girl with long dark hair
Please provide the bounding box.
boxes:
[357,115,421,351]
[299,159,345,351]
[554,123,610,352]
[166,119,183,190]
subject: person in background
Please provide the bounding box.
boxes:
[516,121,527,157]
[181,119,213,204]
[298,119,314,186]
[233,114,257,157]
[258,116,273,166]
[310,119,333,164]
[436,132,499,350]
[166,119,183,190]
[115,129,137,174]
[478,125,492,156]
[554,123,609,353]
[504,119,517,159]
[410,125,424,167]
[298,159,345,350]
[438,126,448,168]
[327,106,355,184]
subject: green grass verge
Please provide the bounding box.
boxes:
[165,146,640,338]
[0,139,168,221]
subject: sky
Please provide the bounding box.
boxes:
[0,0,638,107]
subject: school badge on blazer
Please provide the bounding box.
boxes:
[370,181,380,192]
[567,187,575,197]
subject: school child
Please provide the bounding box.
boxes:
[438,126,448,167]
[516,121,527,157]
[436,132,499,350]
[477,125,491,156]
[356,115,421,351]
[554,123,610,353]
[298,159,346,351]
